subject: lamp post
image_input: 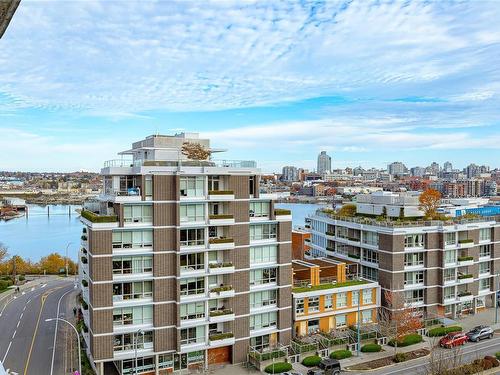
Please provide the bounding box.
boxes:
[45,317,81,375]
[65,242,73,277]
[134,329,145,375]
[357,289,361,356]
[495,273,499,325]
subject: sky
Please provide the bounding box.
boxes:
[1,0,500,173]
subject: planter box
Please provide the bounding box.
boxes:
[209,336,235,347]
[208,240,235,250]
[458,277,474,284]
[209,289,235,298]
[209,312,235,323]
[208,217,235,225]
[208,265,235,275]
[458,259,474,266]
[208,192,235,201]
[458,242,474,249]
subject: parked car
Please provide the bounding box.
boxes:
[306,358,341,375]
[439,332,468,348]
[466,325,494,342]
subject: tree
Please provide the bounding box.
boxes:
[0,242,8,264]
[39,253,77,275]
[338,204,357,217]
[181,142,211,160]
[419,189,441,219]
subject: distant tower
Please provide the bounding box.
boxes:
[317,151,332,174]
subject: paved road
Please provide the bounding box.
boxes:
[0,278,79,375]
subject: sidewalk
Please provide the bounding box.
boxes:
[454,307,500,332]
[0,275,57,312]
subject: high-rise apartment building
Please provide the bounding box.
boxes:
[281,166,299,182]
[387,161,408,177]
[317,151,332,174]
[79,133,292,375]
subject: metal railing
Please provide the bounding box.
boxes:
[104,159,134,168]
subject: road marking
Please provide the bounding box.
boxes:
[23,291,49,375]
[19,312,23,320]
[49,288,74,375]
[16,320,20,328]
[30,288,34,292]
[11,331,16,339]
[2,341,12,362]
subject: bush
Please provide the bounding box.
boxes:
[264,362,292,374]
[361,343,381,353]
[330,350,352,360]
[495,352,500,360]
[388,334,423,347]
[81,210,117,223]
[484,356,499,367]
[18,275,25,281]
[302,355,322,367]
[0,279,13,291]
[427,326,462,337]
[394,353,408,363]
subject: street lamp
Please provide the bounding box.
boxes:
[134,329,145,375]
[45,317,81,375]
[65,242,73,277]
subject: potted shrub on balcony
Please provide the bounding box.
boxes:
[81,279,88,287]
[209,237,234,244]
[209,332,234,341]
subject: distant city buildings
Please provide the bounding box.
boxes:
[317,151,332,174]
[282,166,299,182]
[387,161,408,177]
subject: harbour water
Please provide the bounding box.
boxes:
[0,202,325,261]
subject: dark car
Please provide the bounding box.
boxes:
[466,325,493,342]
[439,332,468,348]
[306,358,341,375]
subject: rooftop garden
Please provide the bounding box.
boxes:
[292,279,369,293]
[81,210,117,223]
[274,208,291,216]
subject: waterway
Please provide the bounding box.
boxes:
[0,202,326,261]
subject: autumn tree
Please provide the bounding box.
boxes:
[419,189,442,219]
[338,203,357,217]
[182,142,211,160]
[39,253,77,275]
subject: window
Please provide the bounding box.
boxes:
[180,204,205,223]
[118,176,139,194]
[250,224,277,241]
[404,252,424,267]
[180,302,205,320]
[144,176,152,200]
[250,312,277,330]
[250,245,277,264]
[337,227,348,239]
[249,176,256,196]
[480,245,491,258]
[445,232,456,246]
[113,331,153,352]
[113,256,153,275]
[480,278,490,291]
[444,286,455,300]
[404,271,424,286]
[208,176,220,191]
[362,289,373,304]
[325,295,333,310]
[444,268,456,282]
[295,298,304,315]
[180,253,204,271]
[336,292,347,308]
[362,231,379,246]
[112,230,153,249]
[362,266,378,281]
[480,228,491,242]
[123,357,155,375]
[180,176,204,197]
[404,289,424,304]
[362,249,379,264]
[250,268,277,286]
[479,262,490,275]
[362,309,373,323]
[113,306,153,326]
[405,234,424,248]
[444,249,457,265]
[180,228,205,247]
[335,314,346,328]
[180,277,205,296]
[307,319,320,333]
[250,335,270,350]
[250,290,277,309]
[112,281,153,301]
[123,205,152,223]
[308,296,320,312]
[180,326,205,345]
[249,202,270,218]
[351,291,359,306]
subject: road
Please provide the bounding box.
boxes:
[0,278,79,375]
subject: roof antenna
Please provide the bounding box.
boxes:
[155,125,159,137]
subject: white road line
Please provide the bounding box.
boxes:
[2,341,12,362]
[19,312,23,320]
[16,320,20,328]
[11,331,16,339]
[49,288,73,375]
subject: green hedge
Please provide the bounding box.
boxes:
[361,343,382,353]
[458,256,474,261]
[496,352,500,360]
[208,190,234,195]
[427,326,462,337]
[302,355,321,367]
[388,334,423,347]
[330,350,352,360]
[209,332,234,341]
[274,209,292,216]
[81,210,117,223]
[264,362,292,374]
[0,279,13,291]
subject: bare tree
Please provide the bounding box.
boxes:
[0,242,8,264]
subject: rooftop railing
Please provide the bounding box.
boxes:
[104,158,257,168]
[103,159,133,168]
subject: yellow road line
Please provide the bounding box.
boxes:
[23,285,67,375]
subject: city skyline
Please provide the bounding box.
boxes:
[1,1,500,172]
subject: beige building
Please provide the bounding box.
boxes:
[79,133,292,374]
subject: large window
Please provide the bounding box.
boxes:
[180,253,204,271]
[325,295,333,310]
[362,231,379,246]
[444,268,456,283]
[351,291,359,306]
[405,234,424,248]
[250,312,277,331]
[113,281,153,301]
[180,302,205,321]
[123,205,152,223]
[250,268,277,286]
[123,357,154,375]
[249,202,270,218]
[250,335,271,351]
[362,266,378,281]
[250,245,277,264]
[479,262,490,275]
[180,228,205,247]
[308,296,320,312]
[362,289,373,304]
[445,232,456,246]
[362,249,379,264]
[444,249,457,265]
[180,326,205,345]
[480,245,491,258]
[208,176,220,191]
[404,271,424,286]
[113,331,153,352]
[250,224,277,241]
[112,230,153,249]
[180,176,204,197]
[404,252,424,267]
[336,292,347,308]
[113,256,153,275]
[404,289,424,304]
[295,298,304,315]
[180,204,205,223]
[480,278,490,291]
[113,306,153,326]
[250,290,277,309]
[335,314,346,328]
[444,286,455,300]
[480,228,491,242]
[362,309,373,323]
[180,277,205,296]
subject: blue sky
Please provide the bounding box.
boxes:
[1,0,500,173]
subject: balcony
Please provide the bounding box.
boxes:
[103,188,142,203]
[209,285,235,298]
[457,291,473,302]
[80,210,119,228]
[457,256,474,266]
[208,262,235,275]
[274,209,292,221]
[208,190,235,201]
[458,239,474,249]
[457,274,474,284]
[208,332,235,347]
[208,237,235,250]
[208,214,235,225]
[81,235,88,247]
[209,309,235,323]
